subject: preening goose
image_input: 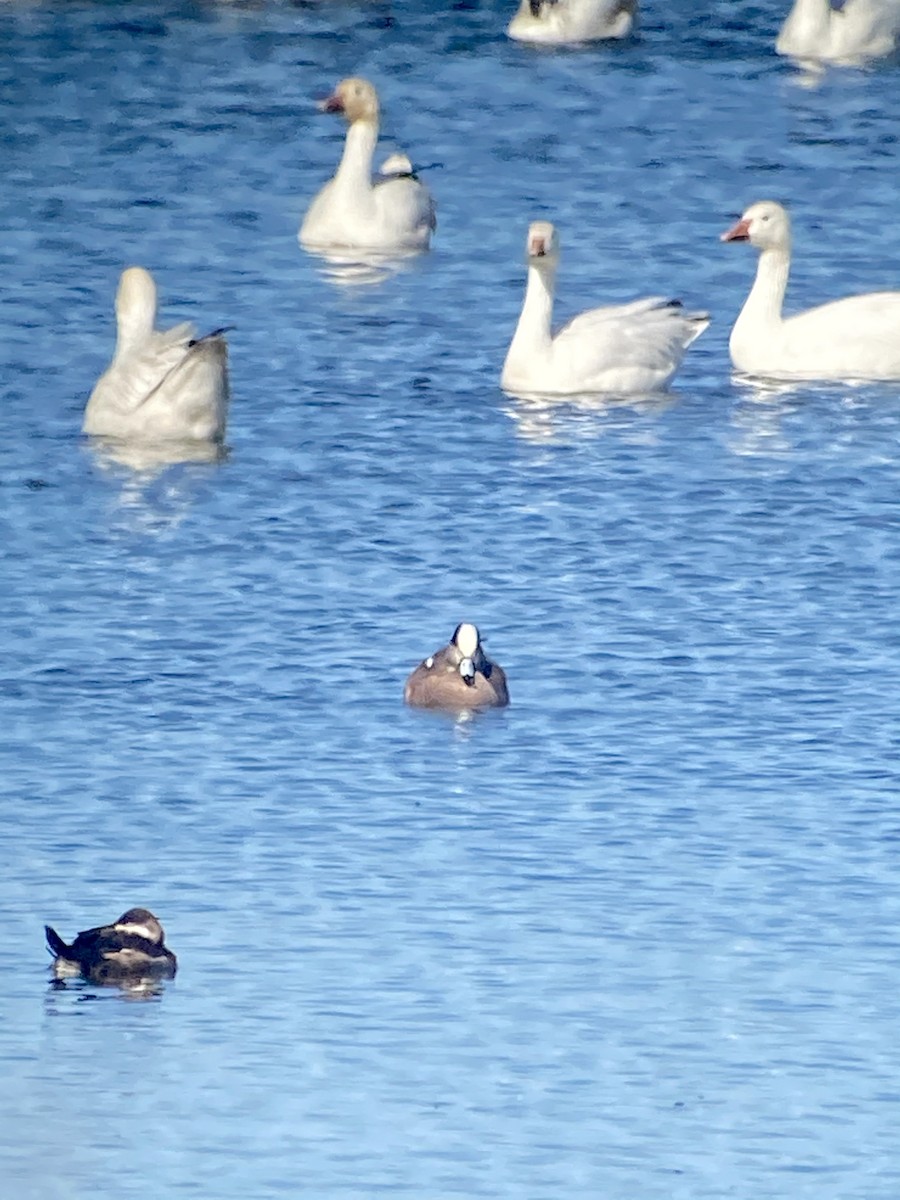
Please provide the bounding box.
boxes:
[508,0,637,44]
[721,200,900,381]
[502,221,708,396]
[83,267,229,443]
[776,0,900,63]
[299,77,436,254]
[404,624,509,711]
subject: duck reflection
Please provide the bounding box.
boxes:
[46,977,170,1003]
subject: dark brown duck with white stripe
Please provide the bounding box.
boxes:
[45,907,177,985]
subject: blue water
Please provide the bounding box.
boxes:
[3,1,900,1196]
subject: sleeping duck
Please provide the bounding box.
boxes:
[45,907,177,985]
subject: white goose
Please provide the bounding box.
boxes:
[83,267,229,442]
[299,77,436,254]
[721,200,900,381]
[776,0,900,63]
[507,0,636,44]
[502,221,709,396]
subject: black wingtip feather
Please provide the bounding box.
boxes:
[45,925,68,958]
[188,325,234,348]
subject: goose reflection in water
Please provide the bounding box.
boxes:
[305,243,428,288]
[83,436,228,534]
[726,373,882,459]
[86,436,228,475]
[502,389,674,444]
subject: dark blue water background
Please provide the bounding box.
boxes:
[2,2,900,1196]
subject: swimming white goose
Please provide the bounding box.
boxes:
[507,0,636,43]
[502,221,709,396]
[776,0,900,63]
[83,267,229,442]
[721,200,900,381]
[299,77,436,254]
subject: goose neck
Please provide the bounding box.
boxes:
[743,244,791,329]
[516,259,557,346]
[332,118,379,194]
[115,306,155,360]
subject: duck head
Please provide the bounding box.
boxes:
[452,622,483,686]
[114,908,166,944]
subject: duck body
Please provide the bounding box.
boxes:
[405,623,509,711]
[83,267,229,443]
[776,0,900,62]
[722,200,900,381]
[502,221,708,396]
[508,0,636,42]
[300,78,436,254]
[45,907,177,985]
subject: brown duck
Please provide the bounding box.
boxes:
[404,623,509,711]
[45,907,177,984]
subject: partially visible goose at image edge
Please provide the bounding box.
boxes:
[502,221,709,396]
[776,0,900,62]
[405,623,509,711]
[45,907,178,985]
[299,77,436,254]
[721,200,900,381]
[83,267,230,443]
[507,0,637,44]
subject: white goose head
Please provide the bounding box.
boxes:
[320,77,380,125]
[721,200,791,253]
[526,219,560,265]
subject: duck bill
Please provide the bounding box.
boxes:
[318,93,344,114]
[720,217,751,243]
[459,658,476,687]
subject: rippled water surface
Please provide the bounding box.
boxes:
[3,2,900,1197]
